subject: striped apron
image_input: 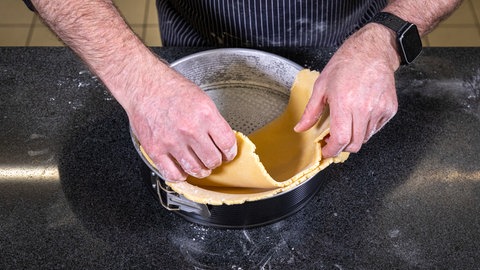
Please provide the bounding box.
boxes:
[156,0,388,47]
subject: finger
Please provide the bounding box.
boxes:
[344,111,369,153]
[208,118,237,162]
[294,79,327,132]
[189,134,223,170]
[376,114,393,132]
[364,113,386,143]
[363,100,397,143]
[364,118,378,143]
[170,147,212,179]
[365,112,395,143]
[152,154,187,182]
[321,108,352,158]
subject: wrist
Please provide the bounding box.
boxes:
[341,23,401,71]
[99,43,171,111]
[364,23,401,69]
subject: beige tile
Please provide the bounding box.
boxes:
[147,0,159,25]
[427,26,480,47]
[0,26,30,46]
[471,0,480,23]
[440,0,477,25]
[29,25,65,46]
[144,25,162,46]
[113,0,147,25]
[34,14,53,28]
[0,0,35,25]
[130,25,145,40]
[421,36,430,47]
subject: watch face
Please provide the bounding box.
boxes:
[399,24,423,64]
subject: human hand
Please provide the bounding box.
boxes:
[294,24,400,158]
[127,66,237,182]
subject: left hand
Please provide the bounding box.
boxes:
[295,23,400,158]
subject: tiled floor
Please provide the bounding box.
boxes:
[0,0,479,47]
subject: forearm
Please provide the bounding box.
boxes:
[385,0,464,36]
[30,0,167,110]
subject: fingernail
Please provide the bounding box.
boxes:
[293,123,301,132]
[186,167,211,178]
[225,144,237,161]
[160,169,186,182]
[192,169,211,179]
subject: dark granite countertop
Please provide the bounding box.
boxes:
[1,47,479,269]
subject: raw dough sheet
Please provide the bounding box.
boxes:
[142,69,349,205]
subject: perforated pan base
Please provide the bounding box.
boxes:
[171,48,300,134]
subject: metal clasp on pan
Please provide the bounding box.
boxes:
[155,177,211,218]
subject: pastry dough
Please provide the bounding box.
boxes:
[141,69,349,205]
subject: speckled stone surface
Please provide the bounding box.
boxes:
[1,47,479,269]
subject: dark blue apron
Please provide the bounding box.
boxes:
[156,0,388,47]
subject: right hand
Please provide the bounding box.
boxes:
[127,66,237,182]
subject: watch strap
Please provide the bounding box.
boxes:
[371,12,409,34]
[371,12,422,65]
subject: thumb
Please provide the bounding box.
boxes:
[294,97,326,132]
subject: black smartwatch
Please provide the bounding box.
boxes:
[371,12,423,65]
